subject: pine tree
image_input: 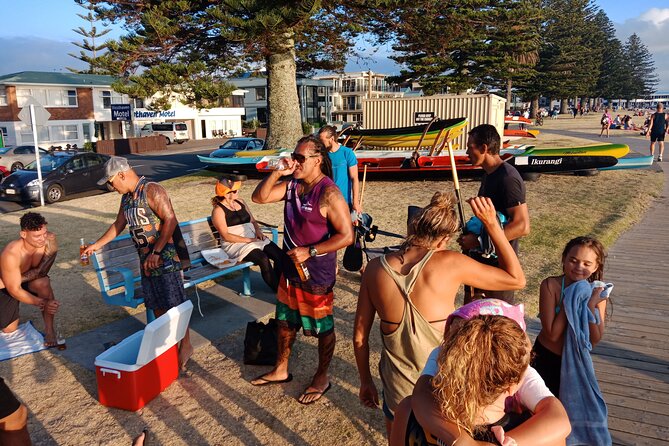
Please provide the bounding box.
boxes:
[67,0,112,74]
[89,0,383,149]
[623,33,658,99]
[534,0,601,112]
[592,11,630,102]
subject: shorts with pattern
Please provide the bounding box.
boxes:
[275,275,334,337]
[140,270,187,311]
[0,377,21,420]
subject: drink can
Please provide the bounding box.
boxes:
[295,260,310,282]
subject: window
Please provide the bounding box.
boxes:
[50,125,79,141]
[84,154,105,167]
[17,88,76,107]
[0,127,7,137]
[132,98,145,108]
[0,88,6,106]
[101,90,124,109]
[255,87,266,101]
[19,125,48,143]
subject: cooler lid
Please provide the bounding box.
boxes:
[136,300,193,366]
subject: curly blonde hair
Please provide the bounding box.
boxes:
[431,316,530,436]
[401,191,460,251]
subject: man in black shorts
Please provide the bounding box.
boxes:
[458,124,530,304]
[647,103,668,162]
[0,213,60,347]
[0,377,31,445]
[84,157,193,369]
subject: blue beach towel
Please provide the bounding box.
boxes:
[560,280,612,446]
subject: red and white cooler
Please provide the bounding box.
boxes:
[94,300,193,411]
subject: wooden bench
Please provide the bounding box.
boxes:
[91,217,279,321]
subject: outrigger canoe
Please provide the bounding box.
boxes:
[505,116,533,124]
[341,117,468,150]
[503,129,539,139]
[600,155,654,171]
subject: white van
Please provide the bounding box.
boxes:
[139,122,189,145]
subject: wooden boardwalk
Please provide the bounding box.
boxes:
[591,166,669,445]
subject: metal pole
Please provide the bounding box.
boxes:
[29,104,45,207]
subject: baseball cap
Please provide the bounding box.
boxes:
[97,156,131,185]
[447,298,526,332]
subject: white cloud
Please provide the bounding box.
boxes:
[638,8,669,28]
[615,10,669,91]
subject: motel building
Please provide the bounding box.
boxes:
[0,71,245,148]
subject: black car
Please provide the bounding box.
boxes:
[0,152,111,203]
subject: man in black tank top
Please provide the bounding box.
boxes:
[648,103,669,162]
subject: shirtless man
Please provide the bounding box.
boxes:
[0,212,60,347]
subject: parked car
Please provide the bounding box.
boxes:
[0,145,49,172]
[139,122,189,144]
[0,152,111,203]
[208,138,265,158]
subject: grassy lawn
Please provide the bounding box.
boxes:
[0,113,663,335]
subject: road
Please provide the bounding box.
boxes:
[0,139,220,214]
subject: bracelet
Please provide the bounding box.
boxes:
[151,249,162,256]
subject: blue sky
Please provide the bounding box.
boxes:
[0,0,667,91]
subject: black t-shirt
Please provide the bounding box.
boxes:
[478,162,526,252]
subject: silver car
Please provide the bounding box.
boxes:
[0,146,49,172]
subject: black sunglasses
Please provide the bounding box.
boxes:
[291,152,320,164]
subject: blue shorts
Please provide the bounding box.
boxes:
[140,271,187,311]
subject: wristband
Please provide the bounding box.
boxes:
[151,249,162,256]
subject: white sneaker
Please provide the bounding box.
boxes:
[659,156,663,162]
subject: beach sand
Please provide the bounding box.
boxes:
[0,113,661,445]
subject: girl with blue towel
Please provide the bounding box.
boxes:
[532,236,612,445]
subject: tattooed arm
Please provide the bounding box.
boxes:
[22,232,58,283]
[145,182,178,270]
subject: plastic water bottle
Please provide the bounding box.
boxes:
[56,324,66,350]
[79,238,89,266]
[267,158,287,170]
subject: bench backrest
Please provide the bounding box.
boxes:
[93,217,220,292]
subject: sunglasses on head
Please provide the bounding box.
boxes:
[291,152,320,164]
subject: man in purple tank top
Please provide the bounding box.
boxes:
[251,136,353,405]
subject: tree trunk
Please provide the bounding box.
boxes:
[531,97,539,118]
[266,31,303,150]
[505,79,512,112]
[560,98,569,114]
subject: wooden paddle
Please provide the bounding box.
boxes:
[446,139,474,301]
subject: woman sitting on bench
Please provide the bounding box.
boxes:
[211,175,285,291]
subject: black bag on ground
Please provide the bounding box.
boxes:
[243,319,278,365]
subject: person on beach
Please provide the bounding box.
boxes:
[532,236,611,445]
[647,103,668,162]
[250,136,353,405]
[458,124,530,304]
[318,125,362,218]
[353,193,525,438]
[210,174,285,291]
[84,157,193,369]
[0,212,60,347]
[390,299,570,446]
[599,108,612,137]
[0,377,32,445]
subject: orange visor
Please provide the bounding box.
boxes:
[215,179,242,197]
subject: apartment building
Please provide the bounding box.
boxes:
[228,76,332,124]
[314,71,404,124]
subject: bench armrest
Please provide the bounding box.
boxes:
[105,266,140,303]
[260,225,279,245]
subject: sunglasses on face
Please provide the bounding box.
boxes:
[291,152,319,164]
[106,173,118,186]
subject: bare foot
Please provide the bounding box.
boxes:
[44,332,57,348]
[178,343,193,370]
[132,429,147,445]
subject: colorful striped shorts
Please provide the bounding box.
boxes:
[275,275,334,337]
